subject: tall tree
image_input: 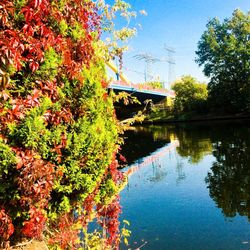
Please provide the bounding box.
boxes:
[196,9,250,113]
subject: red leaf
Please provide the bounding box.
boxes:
[29,61,39,72]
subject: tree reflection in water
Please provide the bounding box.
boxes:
[205,124,250,220]
[171,124,213,164]
[123,121,250,220]
[171,121,250,220]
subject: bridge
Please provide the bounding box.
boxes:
[108,80,175,103]
[106,60,175,104]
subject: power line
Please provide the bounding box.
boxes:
[123,66,145,76]
[132,46,176,88]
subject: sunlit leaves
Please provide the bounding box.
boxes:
[0,0,126,248]
[172,75,208,114]
[196,9,250,112]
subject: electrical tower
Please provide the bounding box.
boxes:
[133,47,175,88]
[133,53,159,82]
[164,45,176,89]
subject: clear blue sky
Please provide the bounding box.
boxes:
[108,0,250,87]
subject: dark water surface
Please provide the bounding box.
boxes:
[120,120,250,250]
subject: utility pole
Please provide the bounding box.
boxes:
[164,45,176,89]
[134,53,158,82]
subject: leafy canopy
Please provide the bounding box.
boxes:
[196,9,250,113]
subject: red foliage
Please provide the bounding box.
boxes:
[14,148,56,207]
[0,1,14,28]
[22,207,46,239]
[119,153,127,163]
[0,0,100,75]
[0,209,14,241]
[109,153,124,184]
[48,213,79,250]
[89,155,124,248]
[39,80,58,100]
[97,197,121,248]
[0,0,124,247]
[23,89,42,108]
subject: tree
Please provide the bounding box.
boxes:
[138,81,164,89]
[171,75,208,113]
[196,9,250,113]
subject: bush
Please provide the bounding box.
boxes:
[0,0,124,248]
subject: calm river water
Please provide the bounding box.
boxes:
[120,120,250,250]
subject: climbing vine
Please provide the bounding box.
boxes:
[0,0,136,248]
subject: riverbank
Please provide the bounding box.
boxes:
[140,111,250,124]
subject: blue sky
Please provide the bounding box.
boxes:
[108,0,250,87]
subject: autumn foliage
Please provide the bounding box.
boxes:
[0,0,124,248]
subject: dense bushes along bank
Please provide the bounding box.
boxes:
[0,0,131,249]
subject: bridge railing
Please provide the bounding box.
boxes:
[111,80,132,88]
[110,80,175,97]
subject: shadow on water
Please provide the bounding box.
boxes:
[120,120,250,249]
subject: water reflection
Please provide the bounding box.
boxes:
[120,121,250,249]
[122,120,250,222]
[205,123,250,221]
[124,124,213,164]
[120,127,170,165]
[175,161,186,184]
[149,162,168,183]
[123,140,179,183]
[174,126,212,163]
